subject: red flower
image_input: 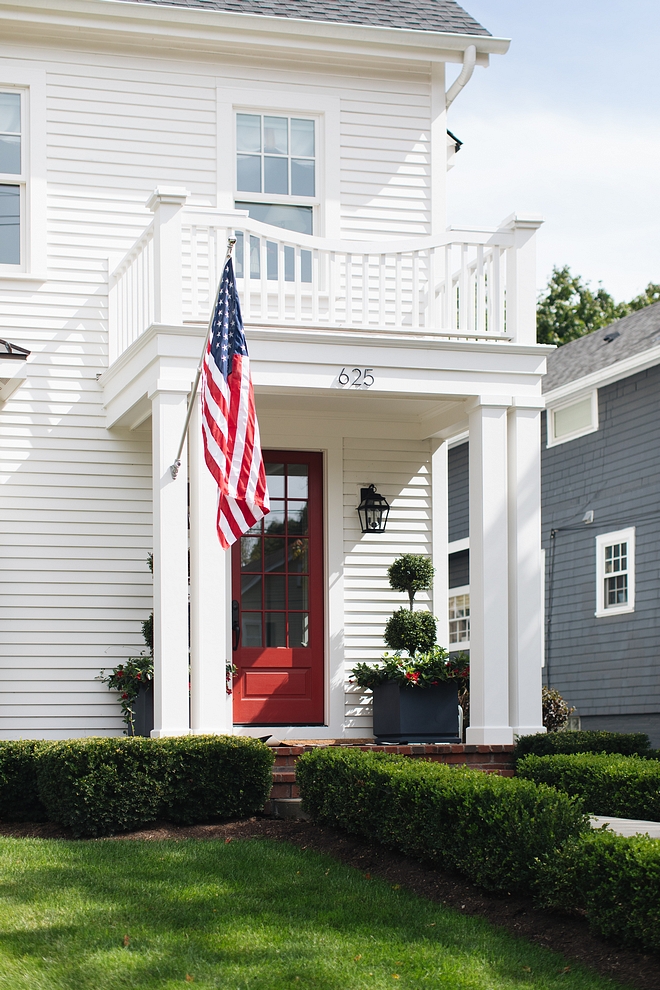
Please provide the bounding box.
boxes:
[405,672,413,679]
[432,680,438,685]
[116,671,123,678]
[136,673,141,680]
[411,672,420,681]
[121,693,128,699]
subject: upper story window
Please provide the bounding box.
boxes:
[595,527,635,617]
[546,390,598,446]
[0,91,22,266]
[236,113,316,236]
[237,114,315,197]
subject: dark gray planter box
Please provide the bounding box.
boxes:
[132,682,154,738]
[372,680,460,743]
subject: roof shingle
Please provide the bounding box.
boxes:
[116,0,490,36]
[542,302,660,393]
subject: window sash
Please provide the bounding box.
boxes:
[236,113,315,199]
[595,528,635,616]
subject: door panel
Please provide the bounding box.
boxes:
[232,451,324,724]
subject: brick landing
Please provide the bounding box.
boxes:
[265,743,516,808]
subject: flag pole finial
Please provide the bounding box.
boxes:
[168,237,237,480]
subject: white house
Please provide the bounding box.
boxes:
[0,0,548,744]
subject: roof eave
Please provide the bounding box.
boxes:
[0,0,510,63]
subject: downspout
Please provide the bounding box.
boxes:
[445,44,477,109]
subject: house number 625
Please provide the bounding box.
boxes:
[337,368,375,388]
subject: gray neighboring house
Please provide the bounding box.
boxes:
[542,301,660,746]
[445,301,660,745]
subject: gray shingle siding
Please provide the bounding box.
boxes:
[542,364,660,735]
[449,548,469,588]
[118,0,490,35]
[448,441,469,542]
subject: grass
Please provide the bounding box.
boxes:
[0,836,633,990]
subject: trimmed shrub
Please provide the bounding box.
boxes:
[160,735,274,825]
[296,748,587,893]
[35,735,275,837]
[36,738,168,837]
[0,741,50,822]
[536,830,660,954]
[517,752,660,820]
[514,730,651,761]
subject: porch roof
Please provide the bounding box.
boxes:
[117,0,491,37]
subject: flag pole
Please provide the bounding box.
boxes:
[169,237,236,480]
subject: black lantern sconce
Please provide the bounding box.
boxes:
[357,484,390,534]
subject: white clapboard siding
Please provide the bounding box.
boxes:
[339,77,431,240]
[0,32,438,737]
[342,436,432,731]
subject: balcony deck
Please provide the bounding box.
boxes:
[108,192,543,365]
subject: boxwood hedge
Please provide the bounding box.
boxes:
[0,736,274,838]
[536,829,660,953]
[513,730,651,761]
[296,747,587,892]
[0,741,49,822]
[517,752,660,820]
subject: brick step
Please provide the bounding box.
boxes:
[265,742,516,808]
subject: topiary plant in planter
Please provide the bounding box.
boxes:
[352,554,466,743]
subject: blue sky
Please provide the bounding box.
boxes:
[446,1,660,300]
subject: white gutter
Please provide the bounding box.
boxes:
[445,44,477,109]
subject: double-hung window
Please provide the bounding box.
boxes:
[0,91,22,267]
[236,113,316,235]
[595,528,635,617]
[448,592,470,646]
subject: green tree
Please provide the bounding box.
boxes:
[627,282,660,312]
[536,265,629,346]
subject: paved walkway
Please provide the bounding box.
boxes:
[590,815,660,838]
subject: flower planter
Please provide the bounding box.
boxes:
[372,680,460,744]
[131,682,154,738]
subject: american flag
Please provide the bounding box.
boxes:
[201,257,270,548]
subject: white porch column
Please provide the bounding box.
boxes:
[466,398,513,745]
[150,386,190,737]
[189,395,233,735]
[431,440,449,648]
[507,402,546,736]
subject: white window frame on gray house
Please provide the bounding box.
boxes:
[448,585,470,647]
[595,527,635,617]
[546,389,598,447]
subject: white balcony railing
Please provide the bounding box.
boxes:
[109,189,542,364]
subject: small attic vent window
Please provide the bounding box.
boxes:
[603,330,620,344]
[547,390,598,447]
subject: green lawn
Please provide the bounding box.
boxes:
[0,837,631,990]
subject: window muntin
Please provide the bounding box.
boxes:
[0,91,22,267]
[596,528,635,617]
[237,114,315,199]
[604,542,628,606]
[547,391,598,446]
[449,591,470,645]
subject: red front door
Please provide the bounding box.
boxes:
[232,451,324,725]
